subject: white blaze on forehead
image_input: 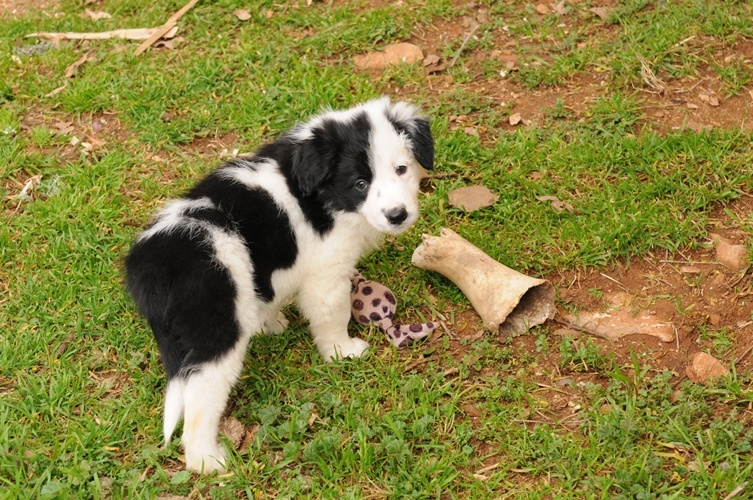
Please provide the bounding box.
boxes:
[369,111,413,176]
[359,107,422,234]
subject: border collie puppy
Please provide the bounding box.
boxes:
[125,97,433,473]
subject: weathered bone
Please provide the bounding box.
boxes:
[412,228,555,336]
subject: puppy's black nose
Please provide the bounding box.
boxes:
[385,207,408,225]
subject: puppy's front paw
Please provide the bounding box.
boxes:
[322,337,369,362]
[185,444,227,474]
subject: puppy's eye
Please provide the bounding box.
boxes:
[395,165,408,175]
[354,179,369,191]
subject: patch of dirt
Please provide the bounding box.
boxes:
[373,2,753,140]
[408,197,752,405]
[0,0,58,17]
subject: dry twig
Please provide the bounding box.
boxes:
[636,54,666,93]
[26,27,178,41]
[134,0,199,56]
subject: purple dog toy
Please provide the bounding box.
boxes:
[350,271,436,348]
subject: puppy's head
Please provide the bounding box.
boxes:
[291,97,433,234]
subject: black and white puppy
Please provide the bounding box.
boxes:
[125,97,433,473]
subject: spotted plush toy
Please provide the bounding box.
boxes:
[350,271,437,348]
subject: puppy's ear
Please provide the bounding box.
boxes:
[292,121,339,196]
[404,117,434,171]
[388,102,434,170]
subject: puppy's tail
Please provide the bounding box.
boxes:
[162,378,186,448]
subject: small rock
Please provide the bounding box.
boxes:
[708,313,722,326]
[686,352,729,384]
[535,4,549,14]
[710,233,749,271]
[353,43,424,70]
[509,113,523,126]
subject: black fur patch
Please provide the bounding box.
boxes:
[388,116,434,171]
[185,168,298,302]
[125,232,240,377]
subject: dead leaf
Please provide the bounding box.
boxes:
[423,53,445,73]
[448,185,499,212]
[537,195,574,214]
[308,412,319,427]
[233,9,251,21]
[509,113,522,126]
[85,9,111,20]
[463,126,479,137]
[552,0,567,15]
[423,54,440,66]
[589,7,609,20]
[7,175,42,200]
[239,424,259,453]
[153,36,184,50]
[45,84,67,97]
[65,52,95,78]
[52,121,75,135]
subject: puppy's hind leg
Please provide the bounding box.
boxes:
[261,309,289,335]
[181,349,247,474]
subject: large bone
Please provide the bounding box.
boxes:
[412,228,555,336]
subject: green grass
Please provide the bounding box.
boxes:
[2,0,753,498]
